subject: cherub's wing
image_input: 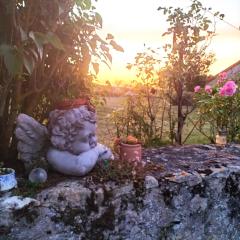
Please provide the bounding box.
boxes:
[15,114,49,170]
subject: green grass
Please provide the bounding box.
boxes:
[96,97,127,148]
[182,114,211,144]
[96,97,211,148]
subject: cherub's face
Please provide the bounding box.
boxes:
[70,121,97,155]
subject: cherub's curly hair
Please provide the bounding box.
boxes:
[48,106,96,152]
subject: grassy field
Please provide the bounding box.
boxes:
[96,97,211,148]
[96,97,126,147]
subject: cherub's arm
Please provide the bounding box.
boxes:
[96,143,114,161]
[46,144,114,176]
[47,147,99,176]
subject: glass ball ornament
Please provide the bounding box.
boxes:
[29,168,47,183]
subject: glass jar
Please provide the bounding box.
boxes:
[216,128,227,145]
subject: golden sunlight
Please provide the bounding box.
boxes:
[96,0,240,84]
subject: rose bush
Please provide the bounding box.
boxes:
[194,72,240,142]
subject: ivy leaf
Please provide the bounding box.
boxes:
[30,49,39,61]
[0,44,23,76]
[29,31,45,59]
[157,6,163,11]
[0,44,8,55]
[106,33,114,40]
[89,38,97,50]
[203,23,209,31]
[102,59,111,69]
[105,52,112,63]
[19,27,28,41]
[219,14,225,20]
[95,12,103,27]
[76,0,91,10]
[162,31,170,37]
[58,2,65,15]
[6,51,23,76]
[23,53,35,74]
[110,40,124,52]
[92,62,99,74]
[100,44,109,52]
[46,32,65,50]
[126,63,132,70]
[84,0,92,10]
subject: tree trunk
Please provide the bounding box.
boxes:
[175,42,184,145]
[0,0,17,163]
[176,80,184,145]
[1,86,19,164]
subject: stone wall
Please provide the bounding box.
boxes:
[2,144,240,240]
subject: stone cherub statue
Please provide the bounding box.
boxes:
[15,99,113,176]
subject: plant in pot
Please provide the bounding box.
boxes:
[0,163,17,192]
[114,135,142,163]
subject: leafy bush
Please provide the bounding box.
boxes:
[111,93,169,147]
[109,48,170,147]
[194,72,240,142]
[0,0,122,162]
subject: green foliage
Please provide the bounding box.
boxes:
[195,73,240,142]
[91,158,164,184]
[76,0,92,10]
[0,0,123,162]
[12,179,44,197]
[111,48,169,147]
[0,44,23,76]
[114,95,167,147]
[157,0,218,144]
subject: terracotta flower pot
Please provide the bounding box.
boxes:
[119,143,142,162]
[56,98,95,112]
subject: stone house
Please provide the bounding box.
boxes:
[210,59,240,84]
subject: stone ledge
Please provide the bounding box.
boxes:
[1,144,240,240]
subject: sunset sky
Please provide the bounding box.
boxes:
[95,0,240,84]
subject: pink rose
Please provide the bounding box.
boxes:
[194,85,201,93]
[205,85,212,94]
[219,87,226,96]
[219,80,237,96]
[217,78,224,85]
[219,72,227,80]
[224,80,237,96]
